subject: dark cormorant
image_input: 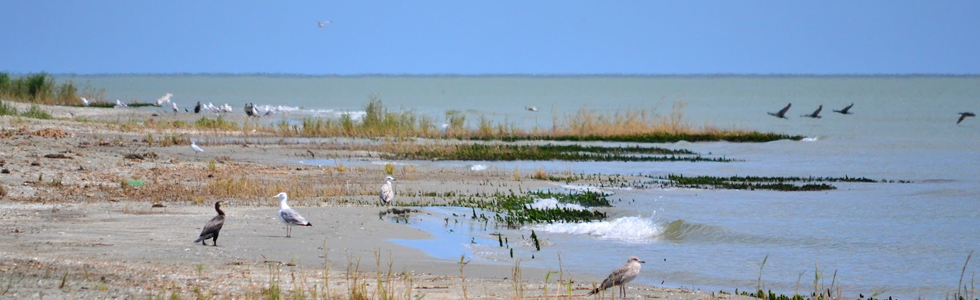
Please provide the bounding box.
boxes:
[833,103,854,115]
[194,201,227,246]
[244,103,254,117]
[194,101,202,114]
[802,105,822,118]
[957,112,975,124]
[768,103,791,119]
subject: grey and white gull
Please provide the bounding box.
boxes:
[380,176,396,206]
[274,192,312,237]
[588,256,646,297]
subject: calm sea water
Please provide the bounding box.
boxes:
[60,75,980,298]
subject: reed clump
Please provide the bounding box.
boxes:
[0,72,87,106]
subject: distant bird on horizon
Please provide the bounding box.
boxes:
[191,141,205,154]
[194,101,202,114]
[380,176,396,206]
[802,105,823,118]
[81,97,90,106]
[957,112,975,124]
[275,192,312,237]
[768,103,791,119]
[194,201,227,246]
[833,103,854,115]
[317,20,331,27]
[588,256,646,297]
[525,106,538,112]
[115,99,128,108]
[156,93,173,106]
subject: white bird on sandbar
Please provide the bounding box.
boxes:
[115,99,128,108]
[588,256,646,297]
[190,141,205,154]
[172,102,179,113]
[274,192,312,237]
[380,176,396,206]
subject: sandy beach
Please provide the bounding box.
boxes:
[0,102,757,299]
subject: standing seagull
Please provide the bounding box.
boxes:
[274,192,312,237]
[957,112,975,124]
[194,201,227,246]
[833,103,854,115]
[190,141,205,154]
[588,256,646,297]
[172,102,179,114]
[380,176,396,206]
[801,105,823,118]
[768,103,791,119]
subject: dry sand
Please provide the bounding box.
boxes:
[0,102,756,299]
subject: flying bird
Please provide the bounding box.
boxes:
[115,99,128,108]
[957,112,975,124]
[274,192,312,237]
[833,103,854,115]
[588,256,646,297]
[801,105,823,118]
[380,176,396,206]
[81,97,90,106]
[317,20,331,27]
[191,141,205,154]
[156,93,173,106]
[525,106,538,112]
[767,103,791,119]
[194,201,227,246]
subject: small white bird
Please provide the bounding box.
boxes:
[81,97,90,106]
[379,176,396,206]
[172,102,179,113]
[190,141,205,154]
[115,99,128,108]
[274,192,312,237]
[589,256,646,297]
[156,93,173,106]
[317,20,331,27]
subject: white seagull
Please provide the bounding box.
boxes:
[588,256,646,297]
[274,192,312,237]
[81,97,90,106]
[190,141,205,154]
[317,20,331,27]
[172,102,179,113]
[380,176,396,206]
[156,93,173,106]
[115,99,128,108]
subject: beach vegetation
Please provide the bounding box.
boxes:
[656,174,901,191]
[0,72,91,106]
[381,143,732,162]
[451,190,610,228]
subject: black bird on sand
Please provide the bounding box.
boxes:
[194,201,227,246]
[802,105,823,118]
[194,101,202,114]
[833,103,854,115]
[768,103,791,119]
[957,112,975,124]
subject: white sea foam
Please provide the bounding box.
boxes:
[529,198,586,211]
[469,164,488,171]
[529,216,660,241]
[556,183,612,195]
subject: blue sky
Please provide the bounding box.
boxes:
[1,1,978,75]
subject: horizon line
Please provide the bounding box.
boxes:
[32,72,980,77]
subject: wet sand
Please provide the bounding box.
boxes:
[0,102,755,299]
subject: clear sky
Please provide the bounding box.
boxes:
[1,1,978,75]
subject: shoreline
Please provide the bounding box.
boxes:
[0,102,755,299]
